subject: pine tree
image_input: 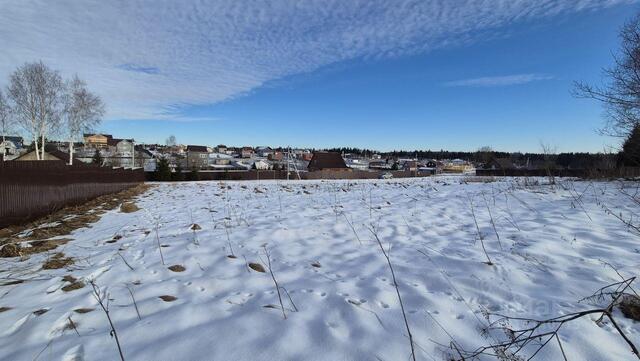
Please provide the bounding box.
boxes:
[155,157,171,181]
[92,149,103,165]
[621,124,640,167]
[188,166,200,181]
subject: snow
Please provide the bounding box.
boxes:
[1,177,639,360]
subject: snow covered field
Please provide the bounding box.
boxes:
[1,177,639,361]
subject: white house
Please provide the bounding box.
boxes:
[253,159,271,170]
[0,136,23,160]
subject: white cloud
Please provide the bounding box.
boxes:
[0,0,634,120]
[444,74,554,87]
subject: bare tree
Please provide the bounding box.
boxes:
[63,75,105,165]
[574,14,640,138]
[165,135,177,147]
[477,146,494,167]
[0,90,12,161]
[540,141,558,185]
[7,61,63,160]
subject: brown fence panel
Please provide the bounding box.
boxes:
[146,169,434,181]
[475,168,640,178]
[0,161,144,228]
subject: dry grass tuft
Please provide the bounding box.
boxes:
[0,244,21,258]
[190,223,201,231]
[120,202,140,213]
[168,265,186,272]
[62,281,85,292]
[159,295,177,302]
[462,176,496,183]
[42,253,74,270]
[249,262,266,273]
[74,308,94,314]
[27,238,71,254]
[620,294,640,321]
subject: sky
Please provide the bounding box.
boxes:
[0,0,638,153]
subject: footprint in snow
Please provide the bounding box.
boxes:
[62,345,85,361]
[347,298,367,305]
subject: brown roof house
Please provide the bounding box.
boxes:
[307,152,350,171]
[84,133,113,148]
[15,144,71,163]
[186,145,209,169]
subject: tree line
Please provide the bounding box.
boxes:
[0,61,105,164]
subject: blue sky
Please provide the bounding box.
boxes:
[1,0,638,152]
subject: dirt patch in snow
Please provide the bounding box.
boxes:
[33,309,49,316]
[42,253,74,270]
[74,308,94,314]
[159,295,177,302]
[620,294,640,321]
[62,279,85,292]
[248,263,265,273]
[168,265,186,272]
[0,238,71,259]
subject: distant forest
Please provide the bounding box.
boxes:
[323,147,618,169]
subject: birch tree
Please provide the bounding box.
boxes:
[7,61,63,160]
[63,75,105,165]
[0,90,12,160]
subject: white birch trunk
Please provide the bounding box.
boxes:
[68,140,74,165]
[34,136,40,160]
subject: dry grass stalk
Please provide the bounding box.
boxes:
[117,252,135,271]
[126,284,142,320]
[368,227,416,361]
[262,245,287,320]
[469,196,493,266]
[90,280,126,361]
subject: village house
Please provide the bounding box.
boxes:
[216,144,228,154]
[0,136,24,160]
[108,138,134,154]
[208,152,233,166]
[253,159,271,170]
[83,133,112,148]
[186,145,209,169]
[15,144,70,163]
[255,146,273,158]
[307,152,350,171]
[268,152,284,161]
[403,160,420,172]
[369,160,391,170]
[134,146,157,171]
[241,147,254,158]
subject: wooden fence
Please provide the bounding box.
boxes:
[475,167,640,178]
[0,161,145,228]
[145,169,435,181]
